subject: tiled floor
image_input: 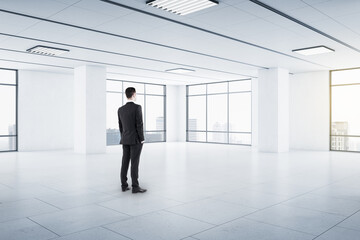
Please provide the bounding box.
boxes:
[1,142,360,239]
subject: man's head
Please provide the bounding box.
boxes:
[125,87,136,100]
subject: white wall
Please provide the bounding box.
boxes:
[18,70,73,151]
[166,85,186,142]
[290,71,329,151]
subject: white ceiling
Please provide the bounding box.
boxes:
[0,0,360,85]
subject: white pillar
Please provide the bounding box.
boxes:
[166,85,186,142]
[74,65,106,154]
[258,68,289,152]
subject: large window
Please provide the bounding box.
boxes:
[106,80,166,145]
[0,68,17,152]
[187,79,252,145]
[331,68,360,152]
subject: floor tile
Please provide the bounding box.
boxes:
[315,226,360,240]
[0,199,59,223]
[212,189,291,209]
[50,227,130,240]
[338,211,360,231]
[29,205,129,236]
[283,193,360,216]
[99,194,182,216]
[37,190,116,209]
[310,185,360,202]
[245,204,345,235]
[193,218,315,240]
[244,182,316,198]
[0,185,62,203]
[166,198,257,225]
[105,210,213,240]
[0,218,58,240]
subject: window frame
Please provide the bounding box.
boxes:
[186,79,252,146]
[106,79,166,145]
[330,67,360,153]
[0,67,18,152]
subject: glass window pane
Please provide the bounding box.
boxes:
[0,69,16,85]
[331,85,360,136]
[207,82,227,94]
[229,133,251,145]
[187,131,206,142]
[106,92,121,145]
[123,82,144,94]
[188,96,206,131]
[208,94,227,131]
[332,69,360,85]
[145,131,165,142]
[208,132,228,143]
[107,131,120,145]
[229,93,251,132]
[0,137,16,151]
[145,96,164,131]
[331,136,360,152]
[229,80,251,92]
[106,80,122,92]
[0,85,16,135]
[188,85,206,95]
[146,84,164,95]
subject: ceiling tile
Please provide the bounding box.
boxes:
[49,6,117,28]
[189,6,258,28]
[0,0,69,17]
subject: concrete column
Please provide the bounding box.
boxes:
[258,68,289,152]
[74,65,106,154]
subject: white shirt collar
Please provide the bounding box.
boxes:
[127,99,135,103]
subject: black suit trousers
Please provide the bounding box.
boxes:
[120,143,143,189]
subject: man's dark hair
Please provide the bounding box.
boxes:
[125,87,136,99]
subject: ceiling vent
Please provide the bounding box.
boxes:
[146,0,218,16]
[26,45,70,56]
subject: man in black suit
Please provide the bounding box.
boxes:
[118,87,147,193]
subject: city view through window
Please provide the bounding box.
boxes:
[331,68,360,152]
[187,79,252,145]
[106,80,166,145]
[0,68,17,152]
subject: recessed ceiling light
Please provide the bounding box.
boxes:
[292,45,334,56]
[165,68,195,73]
[146,0,218,16]
[26,45,70,56]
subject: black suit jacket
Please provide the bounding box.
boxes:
[118,102,145,145]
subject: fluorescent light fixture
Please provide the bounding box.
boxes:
[292,45,334,56]
[146,0,218,15]
[26,45,70,56]
[165,68,195,73]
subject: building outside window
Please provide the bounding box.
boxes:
[187,79,252,145]
[106,79,166,145]
[0,68,17,152]
[331,68,360,152]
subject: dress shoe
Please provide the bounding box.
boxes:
[122,187,130,192]
[132,187,147,193]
